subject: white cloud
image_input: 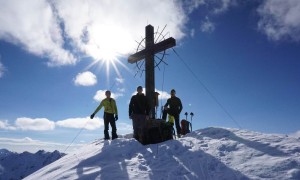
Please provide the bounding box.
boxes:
[117,122,133,135]
[56,117,103,130]
[190,28,195,37]
[115,77,124,84]
[0,120,16,130]
[74,71,97,86]
[201,17,215,33]
[1,116,108,131]
[257,0,300,41]
[0,137,36,144]
[117,88,125,93]
[15,117,55,131]
[0,61,5,78]
[290,131,300,138]
[213,0,237,14]
[0,0,187,66]
[0,137,83,153]
[55,0,187,61]
[155,89,171,100]
[184,0,206,13]
[93,90,123,102]
[0,0,76,66]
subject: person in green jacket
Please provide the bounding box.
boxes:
[90,90,118,140]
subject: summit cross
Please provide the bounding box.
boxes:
[128,24,176,118]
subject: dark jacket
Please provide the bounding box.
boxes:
[164,96,183,116]
[129,93,150,116]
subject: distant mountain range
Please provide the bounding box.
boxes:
[0,149,65,180]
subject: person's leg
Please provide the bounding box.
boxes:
[136,115,143,142]
[110,115,118,139]
[174,114,181,136]
[137,114,147,144]
[103,113,110,140]
[132,114,138,140]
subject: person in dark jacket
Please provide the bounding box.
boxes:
[129,86,150,143]
[162,89,183,137]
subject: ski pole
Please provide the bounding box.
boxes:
[184,112,188,120]
[190,112,194,131]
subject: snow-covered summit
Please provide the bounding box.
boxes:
[25,127,300,180]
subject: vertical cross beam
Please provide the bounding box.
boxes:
[145,25,155,118]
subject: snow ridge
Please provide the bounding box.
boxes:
[25,127,300,180]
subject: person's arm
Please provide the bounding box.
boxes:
[112,99,118,120]
[113,99,118,115]
[93,101,104,115]
[178,98,183,114]
[164,99,169,108]
[90,100,104,119]
[129,96,134,117]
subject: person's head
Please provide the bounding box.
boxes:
[105,90,111,98]
[137,86,143,94]
[170,89,176,97]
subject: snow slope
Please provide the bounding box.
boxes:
[25,127,300,180]
[0,149,64,180]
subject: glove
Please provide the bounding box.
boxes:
[90,113,95,119]
[115,115,118,121]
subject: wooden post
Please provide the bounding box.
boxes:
[145,25,155,118]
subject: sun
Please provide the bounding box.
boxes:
[84,45,130,86]
[82,22,135,85]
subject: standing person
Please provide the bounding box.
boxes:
[162,89,183,137]
[129,86,150,143]
[90,90,118,140]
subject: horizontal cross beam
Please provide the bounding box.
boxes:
[128,37,176,64]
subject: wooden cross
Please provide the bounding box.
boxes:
[128,24,176,119]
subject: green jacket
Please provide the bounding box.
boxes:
[93,98,118,115]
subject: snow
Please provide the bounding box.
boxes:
[24,127,300,180]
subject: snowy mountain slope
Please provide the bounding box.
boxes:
[0,149,65,180]
[24,127,300,180]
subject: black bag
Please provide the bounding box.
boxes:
[143,120,174,145]
[160,121,174,141]
[181,119,191,135]
[147,127,161,144]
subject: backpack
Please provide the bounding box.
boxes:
[181,119,191,135]
[143,119,173,145]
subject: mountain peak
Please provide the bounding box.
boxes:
[0,149,64,180]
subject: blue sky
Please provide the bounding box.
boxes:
[1,0,300,153]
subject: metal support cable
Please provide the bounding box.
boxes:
[172,48,242,129]
[63,118,90,154]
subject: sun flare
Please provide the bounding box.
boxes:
[84,47,130,87]
[82,22,136,86]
